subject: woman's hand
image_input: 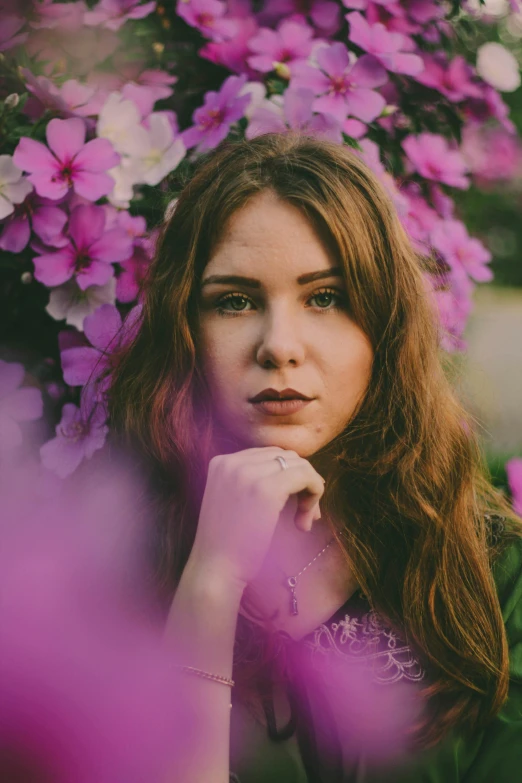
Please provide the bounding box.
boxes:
[189,447,326,590]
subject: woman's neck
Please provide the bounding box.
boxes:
[242,511,357,641]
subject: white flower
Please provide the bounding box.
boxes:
[97,92,148,156]
[0,155,33,220]
[238,81,267,120]
[46,277,117,331]
[140,114,186,186]
[477,42,521,93]
[106,158,145,208]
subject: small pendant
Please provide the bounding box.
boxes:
[287,576,299,616]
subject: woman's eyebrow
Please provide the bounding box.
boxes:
[200,267,343,289]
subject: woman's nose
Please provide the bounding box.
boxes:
[255,306,306,369]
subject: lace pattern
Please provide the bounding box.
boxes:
[301,605,426,685]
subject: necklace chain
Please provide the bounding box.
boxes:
[284,536,336,616]
[292,536,336,580]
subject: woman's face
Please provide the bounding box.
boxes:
[197,190,374,457]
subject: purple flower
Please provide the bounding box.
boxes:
[61,303,123,389]
[402,133,469,189]
[0,193,68,254]
[400,184,438,252]
[22,70,105,119]
[506,458,522,516]
[247,19,315,79]
[431,220,492,283]
[292,43,387,124]
[0,360,43,454]
[0,459,193,783]
[258,0,342,36]
[0,15,27,51]
[182,74,252,152]
[31,0,86,31]
[60,301,142,389]
[176,0,238,41]
[431,273,473,352]
[40,384,108,478]
[84,0,157,31]
[414,54,482,103]
[33,203,133,290]
[13,118,120,202]
[346,12,423,76]
[246,87,342,142]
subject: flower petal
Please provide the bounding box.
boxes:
[32,206,68,246]
[0,413,22,452]
[0,360,24,399]
[61,346,102,387]
[76,260,114,290]
[74,137,120,173]
[69,205,105,249]
[46,117,86,162]
[89,229,133,264]
[28,171,69,200]
[13,137,57,174]
[84,304,122,352]
[0,215,31,253]
[73,170,116,201]
[1,387,43,421]
[33,248,75,287]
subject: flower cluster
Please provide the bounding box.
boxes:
[0,0,521,507]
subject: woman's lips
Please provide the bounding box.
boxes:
[250,399,313,415]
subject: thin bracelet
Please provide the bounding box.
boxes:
[177,665,235,688]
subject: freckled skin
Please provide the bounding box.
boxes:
[197,190,374,458]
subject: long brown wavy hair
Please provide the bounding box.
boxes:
[107,132,522,749]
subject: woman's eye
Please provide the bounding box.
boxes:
[309,289,341,309]
[215,293,253,315]
[214,288,346,317]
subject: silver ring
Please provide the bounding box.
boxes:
[275,455,288,471]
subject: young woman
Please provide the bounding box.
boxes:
[108,132,522,782]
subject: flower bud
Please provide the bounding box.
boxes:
[5,93,19,109]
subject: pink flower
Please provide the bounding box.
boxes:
[506,458,522,516]
[33,203,133,290]
[247,19,315,78]
[182,74,251,152]
[292,43,387,124]
[464,85,516,134]
[414,54,482,103]
[430,272,474,352]
[400,184,438,252]
[61,303,123,389]
[0,361,43,454]
[461,125,522,186]
[200,15,259,75]
[13,118,119,201]
[176,0,238,41]
[21,70,105,119]
[346,12,423,76]
[258,0,342,36]
[0,15,27,51]
[246,87,342,143]
[402,133,469,189]
[431,220,492,283]
[0,459,191,783]
[31,0,87,31]
[84,0,157,31]
[40,384,109,478]
[0,193,68,254]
